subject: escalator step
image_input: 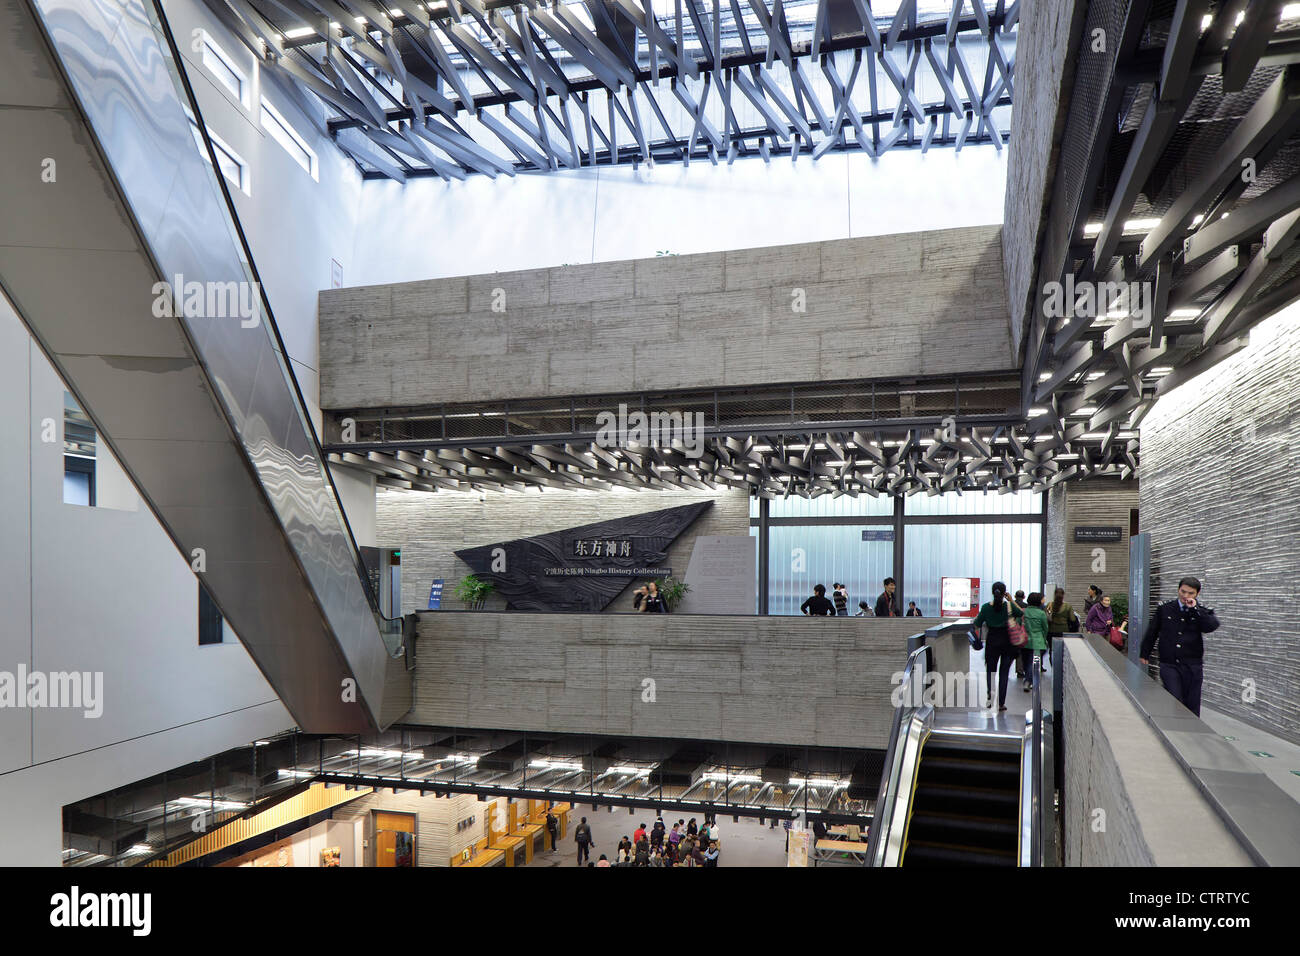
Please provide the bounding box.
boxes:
[912,783,1019,820]
[907,811,1018,851]
[917,756,1020,789]
[903,840,1017,867]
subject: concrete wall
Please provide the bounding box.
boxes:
[1060,638,1252,866]
[376,486,749,615]
[409,613,928,748]
[1139,302,1300,744]
[1002,0,1085,354]
[1049,477,1138,610]
[319,226,1012,410]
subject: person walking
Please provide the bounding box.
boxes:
[970,582,1016,711]
[1085,594,1114,638]
[800,584,836,616]
[545,809,558,851]
[1045,588,1077,671]
[1017,592,1051,692]
[1140,576,1220,717]
[875,577,900,617]
[1084,584,1102,616]
[1012,590,1029,680]
[574,816,594,864]
[832,583,849,616]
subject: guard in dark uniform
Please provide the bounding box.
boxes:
[1140,576,1219,716]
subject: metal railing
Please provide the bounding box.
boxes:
[1018,650,1057,866]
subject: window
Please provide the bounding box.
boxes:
[63,392,96,506]
[198,582,225,645]
[260,98,317,179]
[199,31,250,108]
[190,122,250,194]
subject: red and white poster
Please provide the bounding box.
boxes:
[940,577,980,618]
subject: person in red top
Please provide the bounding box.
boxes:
[633,823,647,845]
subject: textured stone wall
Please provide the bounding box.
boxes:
[410,613,929,748]
[1046,484,1067,594]
[319,227,1011,409]
[1139,306,1300,745]
[1002,0,1086,354]
[376,486,749,615]
[1060,478,1138,609]
[1060,639,1252,866]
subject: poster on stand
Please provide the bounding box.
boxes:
[940,577,980,617]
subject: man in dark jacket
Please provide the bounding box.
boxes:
[800,584,836,616]
[574,816,594,864]
[1140,576,1220,717]
[875,577,900,617]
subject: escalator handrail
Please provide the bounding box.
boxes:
[866,640,931,866]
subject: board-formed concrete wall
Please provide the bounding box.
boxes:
[1048,477,1138,610]
[1060,639,1253,866]
[409,613,931,748]
[319,226,1010,409]
[377,486,749,615]
[1002,0,1086,354]
[1138,305,1300,745]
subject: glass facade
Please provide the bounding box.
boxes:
[903,523,1043,617]
[752,491,1044,615]
[767,525,894,617]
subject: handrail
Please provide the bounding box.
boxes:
[865,640,931,866]
[1018,647,1056,866]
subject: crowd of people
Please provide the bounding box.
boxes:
[800,578,924,617]
[969,582,1132,710]
[573,815,722,867]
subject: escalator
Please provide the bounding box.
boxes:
[902,737,1020,867]
[867,623,1056,867]
[1,0,404,731]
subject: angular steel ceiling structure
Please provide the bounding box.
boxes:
[323,373,1137,495]
[201,0,1016,179]
[1019,0,1300,479]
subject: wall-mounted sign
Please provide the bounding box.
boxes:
[427,579,443,610]
[940,576,980,618]
[454,501,711,611]
[861,529,895,542]
[1075,526,1124,542]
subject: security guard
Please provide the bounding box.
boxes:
[1139,576,1219,716]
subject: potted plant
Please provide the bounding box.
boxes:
[655,577,691,612]
[454,574,495,610]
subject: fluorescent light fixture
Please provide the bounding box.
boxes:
[278,769,315,778]
[127,844,152,855]
[283,26,314,39]
[1038,372,1052,382]
[1028,406,1049,416]
[1169,307,1200,318]
[702,772,762,783]
[1191,213,1204,227]
[1083,218,1160,236]
[789,777,840,788]
[610,766,651,775]
[1069,406,1098,416]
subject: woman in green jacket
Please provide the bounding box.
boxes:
[1015,593,1051,692]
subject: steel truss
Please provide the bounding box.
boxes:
[322,373,1137,495]
[200,0,1016,178]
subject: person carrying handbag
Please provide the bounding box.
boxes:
[1016,593,1050,692]
[970,582,1017,712]
[1045,588,1075,673]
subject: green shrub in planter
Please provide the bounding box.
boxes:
[454,575,495,609]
